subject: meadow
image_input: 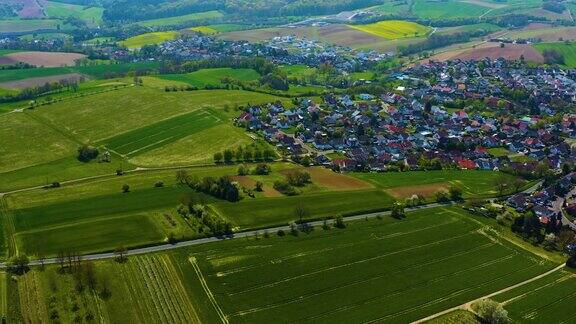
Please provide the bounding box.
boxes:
[349,20,431,40]
[158,68,261,87]
[120,31,180,49]
[0,19,62,33]
[136,11,223,27]
[534,42,576,68]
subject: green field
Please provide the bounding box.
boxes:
[412,0,489,19]
[102,109,220,157]
[136,11,223,27]
[175,206,556,323]
[0,61,160,83]
[44,1,103,27]
[5,206,559,322]
[120,31,180,49]
[534,42,576,67]
[190,26,219,34]
[158,68,261,87]
[6,253,207,322]
[349,20,431,40]
[0,19,62,33]
[351,170,519,198]
[493,270,576,322]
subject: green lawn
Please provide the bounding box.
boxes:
[534,42,576,68]
[158,68,261,87]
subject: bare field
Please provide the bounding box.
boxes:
[2,51,85,67]
[0,73,86,89]
[506,24,576,42]
[307,167,374,191]
[231,175,282,197]
[386,182,450,199]
[5,0,45,18]
[220,24,412,51]
[430,42,544,63]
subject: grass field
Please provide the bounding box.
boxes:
[190,26,219,34]
[492,270,576,322]
[43,1,103,27]
[6,206,559,322]
[212,189,395,229]
[0,19,62,33]
[534,42,576,67]
[120,31,180,49]
[0,61,160,83]
[172,206,557,323]
[136,11,223,27]
[158,68,261,87]
[130,124,256,167]
[102,109,221,157]
[349,20,431,40]
[351,170,519,198]
[412,0,489,19]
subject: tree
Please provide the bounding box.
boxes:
[213,152,223,163]
[122,184,130,193]
[237,164,249,176]
[391,201,405,219]
[334,214,346,229]
[176,169,190,185]
[294,204,310,223]
[254,181,264,192]
[223,149,234,163]
[473,299,510,324]
[83,261,97,290]
[56,251,66,271]
[494,177,509,196]
[435,189,450,202]
[77,145,99,162]
[114,246,127,263]
[449,185,463,201]
[8,254,29,275]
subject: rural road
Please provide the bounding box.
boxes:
[0,201,456,268]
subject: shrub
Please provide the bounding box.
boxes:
[286,170,311,187]
[77,145,99,162]
[472,299,510,324]
[273,180,298,196]
[253,163,271,175]
[122,184,130,193]
[154,181,164,188]
[277,229,286,237]
[334,215,346,229]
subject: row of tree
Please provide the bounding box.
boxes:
[214,145,276,164]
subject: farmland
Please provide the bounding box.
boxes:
[349,20,431,40]
[158,68,261,88]
[351,170,520,198]
[174,206,557,323]
[493,270,576,322]
[6,253,207,322]
[136,11,223,27]
[534,42,576,68]
[412,0,490,19]
[120,31,180,49]
[0,18,62,33]
[4,206,560,322]
[43,1,103,27]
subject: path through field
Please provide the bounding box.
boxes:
[411,263,567,323]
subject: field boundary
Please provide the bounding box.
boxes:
[189,257,228,324]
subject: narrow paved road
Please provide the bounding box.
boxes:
[411,263,567,323]
[0,202,456,268]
